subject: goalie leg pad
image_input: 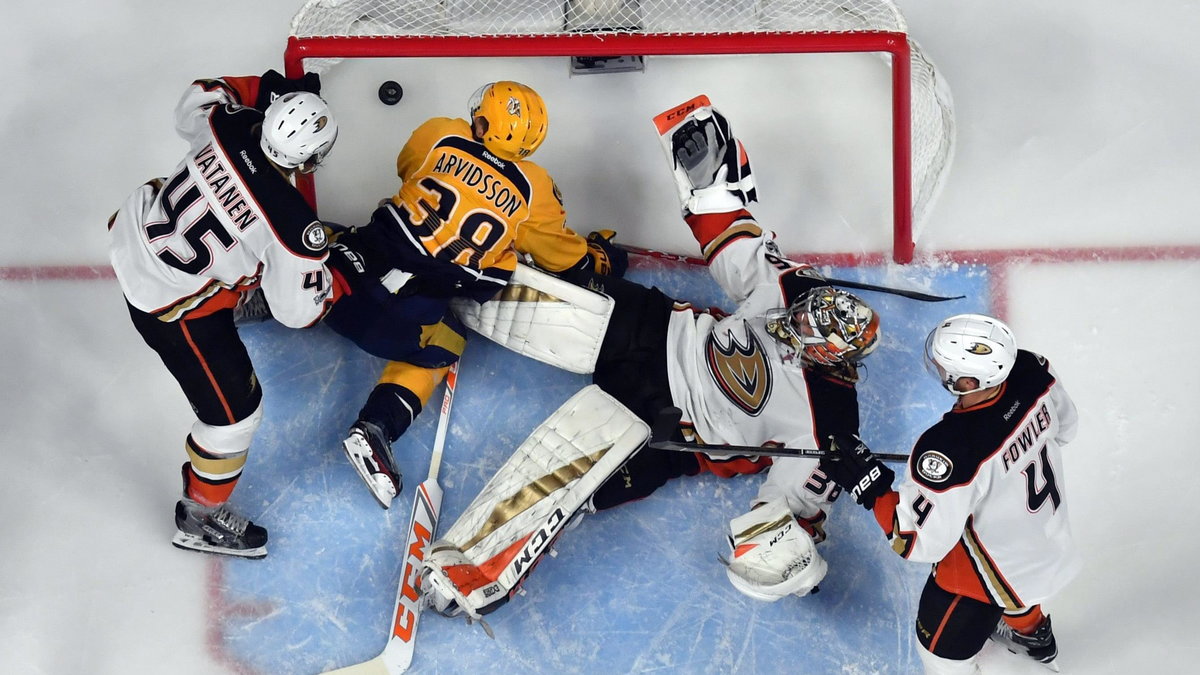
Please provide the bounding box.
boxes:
[450,263,614,374]
[723,500,827,602]
[421,385,649,618]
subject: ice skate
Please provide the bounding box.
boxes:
[342,420,401,508]
[991,614,1060,671]
[172,497,268,559]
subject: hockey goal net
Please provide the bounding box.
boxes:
[286,0,954,263]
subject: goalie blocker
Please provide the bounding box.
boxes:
[420,385,649,620]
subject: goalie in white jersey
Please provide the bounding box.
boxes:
[420,96,882,618]
[108,70,370,559]
[820,314,1080,673]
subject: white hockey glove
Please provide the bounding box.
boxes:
[722,500,827,601]
[653,94,757,215]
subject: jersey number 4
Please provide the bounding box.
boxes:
[145,167,235,274]
[1022,445,1062,512]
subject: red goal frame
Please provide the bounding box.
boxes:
[284,31,915,263]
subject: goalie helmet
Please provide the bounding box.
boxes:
[765,287,880,367]
[724,501,827,601]
[259,92,338,171]
[924,313,1017,394]
[468,81,548,162]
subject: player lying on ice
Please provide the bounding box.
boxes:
[310,81,628,509]
[418,95,883,623]
[818,314,1079,673]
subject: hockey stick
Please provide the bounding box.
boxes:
[620,243,965,302]
[325,360,460,675]
[648,407,909,463]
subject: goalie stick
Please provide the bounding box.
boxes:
[649,407,909,463]
[325,361,460,675]
[619,243,965,303]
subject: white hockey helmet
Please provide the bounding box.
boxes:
[259,91,338,170]
[724,502,828,601]
[925,313,1018,394]
[766,286,880,367]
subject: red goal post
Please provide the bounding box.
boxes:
[284,0,954,264]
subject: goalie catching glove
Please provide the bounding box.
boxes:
[723,500,827,601]
[653,94,757,215]
[818,434,895,509]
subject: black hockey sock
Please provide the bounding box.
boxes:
[357,383,423,443]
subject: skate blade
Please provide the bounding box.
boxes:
[1003,647,1060,672]
[172,532,266,559]
[341,436,398,509]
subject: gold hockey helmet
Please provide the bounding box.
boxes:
[468,81,548,162]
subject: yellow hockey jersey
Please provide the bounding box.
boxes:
[382,117,585,294]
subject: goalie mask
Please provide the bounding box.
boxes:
[765,287,880,367]
[924,313,1017,394]
[468,81,548,162]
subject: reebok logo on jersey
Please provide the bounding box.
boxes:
[239,150,258,174]
[916,451,953,483]
[705,322,772,416]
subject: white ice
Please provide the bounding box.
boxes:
[1,1,1198,674]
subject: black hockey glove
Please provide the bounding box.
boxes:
[819,434,894,510]
[555,230,628,285]
[255,69,323,110]
[325,228,389,286]
[584,230,628,278]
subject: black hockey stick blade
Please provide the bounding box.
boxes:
[824,277,965,303]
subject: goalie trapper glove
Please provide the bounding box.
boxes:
[255,69,322,111]
[819,434,894,510]
[661,103,757,214]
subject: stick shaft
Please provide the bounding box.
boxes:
[620,243,964,302]
[427,360,459,483]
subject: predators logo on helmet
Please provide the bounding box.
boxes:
[468,81,548,162]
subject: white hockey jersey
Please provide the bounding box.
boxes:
[109,78,337,327]
[873,351,1081,609]
[664,211,862,521]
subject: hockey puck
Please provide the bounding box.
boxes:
[378,81,404,105]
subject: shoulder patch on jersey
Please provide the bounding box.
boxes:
[301,221,327,252]
[916,451,953,483]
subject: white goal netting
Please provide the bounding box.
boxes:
[288,0,954,261]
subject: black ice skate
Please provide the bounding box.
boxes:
[991,614,1059,672]
[172,497,268,559]
[342,420,401,509]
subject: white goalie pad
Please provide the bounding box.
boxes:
[450,263,614,374]
[421,385,649,619]
[722,500,827,602]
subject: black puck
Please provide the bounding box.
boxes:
[378,80,404,105]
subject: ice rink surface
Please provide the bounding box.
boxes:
[2,2,1199,674]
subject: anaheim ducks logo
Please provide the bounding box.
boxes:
[705,322,772,416]
[967,342,993,355]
